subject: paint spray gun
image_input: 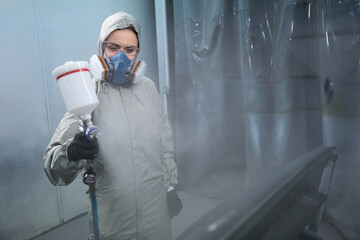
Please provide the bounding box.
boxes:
[52,61,101,239]
[78,115,99,186]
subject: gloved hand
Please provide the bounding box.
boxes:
[67,132,99,161]
[167,190,183,219]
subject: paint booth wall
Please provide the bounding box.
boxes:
[172,0,360,239]
[0,1,158,239]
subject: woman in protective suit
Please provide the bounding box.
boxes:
[44,12,182,240]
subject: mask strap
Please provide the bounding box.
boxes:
[130,48,140,66]
[130,47,140,65]
[126,49,140,80]
[103,50,114,82]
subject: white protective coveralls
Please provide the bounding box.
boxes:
[44,12,178,240]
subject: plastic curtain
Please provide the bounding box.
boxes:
[318,0,360,238]
[174,0,322,197]
[238,0,323,187]
[174,0,359,237]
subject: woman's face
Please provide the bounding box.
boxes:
[104,29,138,60]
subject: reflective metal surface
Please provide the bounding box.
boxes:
[176,147,336,240]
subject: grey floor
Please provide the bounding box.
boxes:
[32,191,345,240]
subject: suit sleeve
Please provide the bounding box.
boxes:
[44,112,85,186]
[151,81,178,189]
[161,111,178,190]
[146,78,178,190]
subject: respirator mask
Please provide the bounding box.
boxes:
[89,41,146,85]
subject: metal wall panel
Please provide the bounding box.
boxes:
[0,1,60,239]
[0,0,158,239]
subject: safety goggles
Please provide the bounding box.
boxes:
[103,41,138,57]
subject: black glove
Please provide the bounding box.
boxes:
[67,132,99,161]
[167,190,183,219]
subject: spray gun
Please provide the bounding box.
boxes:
[78,114,99,185]
[78,113,100,239]
[52,61,101,239]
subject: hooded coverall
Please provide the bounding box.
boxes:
[44,76,178,239]
[44,12,178,239]
[44,11,177,240]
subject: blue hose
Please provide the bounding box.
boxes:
[90,186,100,239]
